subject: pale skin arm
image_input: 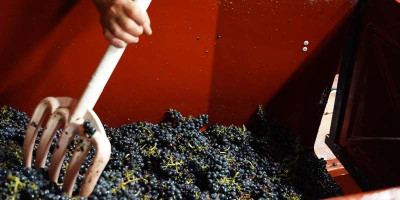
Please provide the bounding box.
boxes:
[93,0,152,48]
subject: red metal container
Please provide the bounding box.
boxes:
[1,0,399,199]
[0,0,356,148]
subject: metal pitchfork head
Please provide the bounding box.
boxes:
[22,0,152,197]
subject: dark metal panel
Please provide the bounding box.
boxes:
[327,0,400,191]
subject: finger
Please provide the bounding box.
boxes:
[108,20,139,44]
[134,5,151,35]
[116,14,144,37]
[124,1,150,26]
[104,29,126,48]
[143,23,152,35]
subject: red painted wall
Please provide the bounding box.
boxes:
[0,0,357,147]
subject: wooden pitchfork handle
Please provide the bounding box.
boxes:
[72,0,152,120]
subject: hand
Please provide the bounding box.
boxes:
[93,0,152,48]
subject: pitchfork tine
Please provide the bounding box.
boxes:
[48,124,79,183]
[23,97,74,167]
[79,131,111,197]
[63,137,91,195]
[35,108,70,168]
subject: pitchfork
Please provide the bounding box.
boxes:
[22,0,152,197]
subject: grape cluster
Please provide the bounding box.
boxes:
[0,106,343,199]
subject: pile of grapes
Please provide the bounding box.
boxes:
[0,106,343,200]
